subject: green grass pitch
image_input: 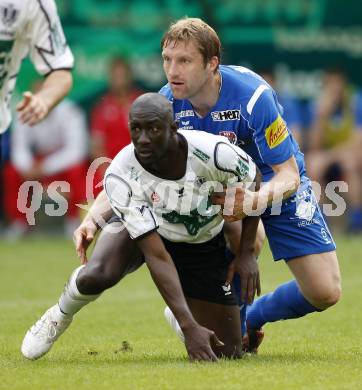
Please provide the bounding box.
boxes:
[1,235,361,390]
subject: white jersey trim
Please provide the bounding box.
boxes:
[247,85,269,115]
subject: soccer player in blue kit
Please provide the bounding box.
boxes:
[159,17,341,352]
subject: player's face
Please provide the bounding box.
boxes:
[129,113,174,165]
[162,40,215,100]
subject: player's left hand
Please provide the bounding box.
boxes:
[225,252,260,304]
[73,220,98,264]
[16,91,49,126]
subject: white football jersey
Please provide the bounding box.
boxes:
[0,0,74,133]
[104,130,257,243]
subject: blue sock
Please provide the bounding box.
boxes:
[246,280,319,329]
[240,303,247,336]
[231,273,247,336]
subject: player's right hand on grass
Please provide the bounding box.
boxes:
[73,221,98,264]
[183,323,224,362]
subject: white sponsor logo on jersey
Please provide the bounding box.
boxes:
[211,109,240,121]
[175,110,194,120]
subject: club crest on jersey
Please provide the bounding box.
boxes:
[219,131,237,144]
[265,114,288,149]
[0,4,18,27]
[211,109,240,121]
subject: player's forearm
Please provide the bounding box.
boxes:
[236,167,260,254]
[238,216,260,255]
[144,252,197,331]
[83,189,113,227]
[36,70,72,112]
[257,171,299,208]
[254,158,300,210]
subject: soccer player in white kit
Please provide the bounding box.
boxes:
[0,0,73,134]
[21,93,261,361]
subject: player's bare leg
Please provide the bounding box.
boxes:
[165,298,242,359]
[76,223,142,295]
[287,251,341,310]
[187,298,242,358]
[245,250,341,353]
[21,224,141,360]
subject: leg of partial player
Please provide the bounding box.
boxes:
[245,251,341,351]
[21,223,142,360]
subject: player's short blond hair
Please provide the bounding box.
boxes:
[161,17,221,68]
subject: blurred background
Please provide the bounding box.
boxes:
[0,0,362,239]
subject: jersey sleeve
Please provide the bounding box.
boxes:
[279,96,301,131]
[249,88,294,166]
[213,141,257,187]
[158,84,173,101]
[104,165,159,240]
[28,0,74,75]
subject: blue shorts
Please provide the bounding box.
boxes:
[261,176,336,261]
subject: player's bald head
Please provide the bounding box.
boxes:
[129,93,178,165]
[130,93,173,122]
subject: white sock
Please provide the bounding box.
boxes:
[58,265,100,315]
[164,306,185,343]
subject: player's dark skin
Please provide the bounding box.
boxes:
[77,93,258,360]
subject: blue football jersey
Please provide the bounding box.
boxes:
[160,65,306,181]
